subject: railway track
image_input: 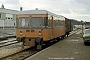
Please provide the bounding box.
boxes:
[0,29,81,60]
[1,40,54,60]
[0,38,18,48]
[1,48,38,60]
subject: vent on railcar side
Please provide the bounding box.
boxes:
[31,30,35,32]
[26,30,30,32]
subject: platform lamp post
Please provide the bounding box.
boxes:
[3,19,5,29]
[14,22,15,29]
[83,21,86,30]
[81,20,84,35]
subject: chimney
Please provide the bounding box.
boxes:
[1,4,5,9]
[36,8,38,10]
[20,7,22,11]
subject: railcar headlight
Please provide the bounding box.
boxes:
[39,30,42,36]
[20,30,22,36]
[39,30,41,32]
[39,33,41,36]
[20,33,22,36]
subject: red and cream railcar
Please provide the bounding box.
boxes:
[16,10,66,50]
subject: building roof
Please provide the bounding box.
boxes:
[0,8,19,14]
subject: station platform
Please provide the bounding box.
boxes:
[25,38,75,60]
[25,30,88,60]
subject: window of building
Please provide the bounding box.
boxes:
[8,17,10,19]
[11,18,12,19]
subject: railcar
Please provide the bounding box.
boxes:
[65,18,73,37]
[16,10,71,50]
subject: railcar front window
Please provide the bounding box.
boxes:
[19,18,30,28]
[31,17,43,28]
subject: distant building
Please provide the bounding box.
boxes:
[0,4,19,20]
[0,4,19,28]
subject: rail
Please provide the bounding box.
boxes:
[0,38,18,48]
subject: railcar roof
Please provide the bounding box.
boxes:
[19,10,48,14]
[18,10,64,19]
[18,10,65,20]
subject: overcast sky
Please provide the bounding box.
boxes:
[0,0,90,22]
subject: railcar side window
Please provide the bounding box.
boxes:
[31,17,43,28]
[54,19,64,27]
[48,17,52,27]
[60,21,64,26]
[19,17,30,28]
[44,17,52,27]
[44,17,48,27]
[54,20,60,27]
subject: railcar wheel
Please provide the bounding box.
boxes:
[46,41,51,46]
[35,38,44,50]
[21,38,25,49]
[61,36,64,40]
[37,44,42,50]
[67,34,68,37]
[22,41,24,48]
[56,37,60,42]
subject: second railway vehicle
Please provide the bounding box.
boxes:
[16,10,73,50]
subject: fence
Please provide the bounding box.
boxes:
[0,20,16,29]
